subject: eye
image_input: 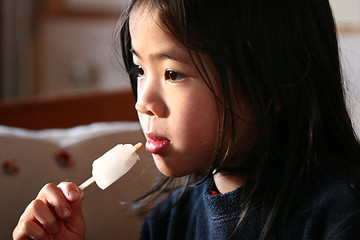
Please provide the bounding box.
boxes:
[164,70,186,82]
[134,65,145,80]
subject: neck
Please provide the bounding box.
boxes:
[213,171,246,194]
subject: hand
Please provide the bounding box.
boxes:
[13,182,85,240]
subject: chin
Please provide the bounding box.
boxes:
[157,165,187,178]
[154,158,211,179]
[153,157,189,178]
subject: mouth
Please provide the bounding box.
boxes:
[146,132,170,154]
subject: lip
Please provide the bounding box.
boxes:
[146,132,170,154]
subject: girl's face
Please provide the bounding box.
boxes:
[129,7,220,177]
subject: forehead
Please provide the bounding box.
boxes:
[129,5,190,61]
[129,4,161,35]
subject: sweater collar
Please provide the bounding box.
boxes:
[202,176,244,219]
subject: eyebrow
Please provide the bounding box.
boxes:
[130,47,189,65]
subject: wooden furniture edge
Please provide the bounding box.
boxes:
[0,90,138,130]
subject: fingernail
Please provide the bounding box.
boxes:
[63,207,71,218]
[68,190,78,200]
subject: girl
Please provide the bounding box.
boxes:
[13,0,360,239]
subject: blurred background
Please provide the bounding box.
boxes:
[1,0,130,100]
[0,0,139,129]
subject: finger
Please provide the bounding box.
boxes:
[57,182,85,214]
[30,199,59,234]
[36,183,72,219]
[13,219,48,240]
[57,182,82,202]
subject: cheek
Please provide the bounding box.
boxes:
[173,92,219,151]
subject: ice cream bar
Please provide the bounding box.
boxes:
[79,143,142,190]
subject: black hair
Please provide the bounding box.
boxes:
[115,0,360,239]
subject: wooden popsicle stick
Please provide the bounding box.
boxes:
[78,142,143,191]
[133,142,143,152]
[78,176,95,190]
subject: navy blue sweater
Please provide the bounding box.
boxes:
[140,174,360,239]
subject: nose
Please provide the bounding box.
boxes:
[135,77,167,118]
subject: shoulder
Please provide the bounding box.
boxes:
[315,168,360,210]
[304,169,360,239]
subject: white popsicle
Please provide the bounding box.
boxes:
[79,143,142,190]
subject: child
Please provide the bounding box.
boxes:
[13,0,360,239]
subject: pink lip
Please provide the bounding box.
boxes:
[146,133,170,154]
